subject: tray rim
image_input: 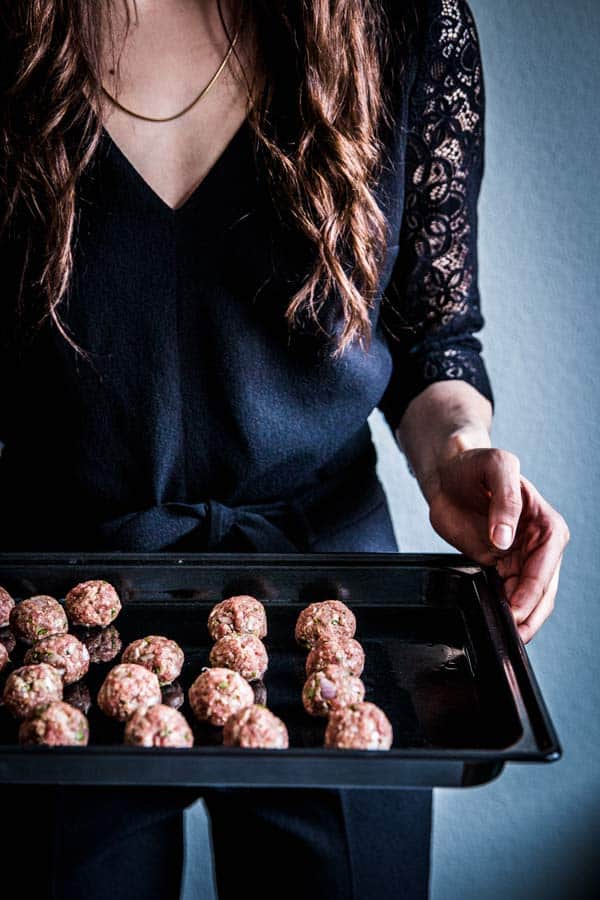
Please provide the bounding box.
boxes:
[0,551,562,787]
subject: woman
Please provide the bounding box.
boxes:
[0,0,569,898]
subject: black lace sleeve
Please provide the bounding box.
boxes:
[377,0,495,435]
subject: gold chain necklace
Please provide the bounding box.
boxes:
[101,13,243,123]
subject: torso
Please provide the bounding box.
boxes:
[0,0,410,552]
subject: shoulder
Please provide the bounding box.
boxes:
[384,0,482,65]
[381,0,483,105]
[411,0,484,74]
[398,0,485,131]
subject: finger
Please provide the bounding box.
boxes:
[510,543,564,626]
[517,564,560,643]
[428,498,503,567]
[484,451,523,551]
[497,477,569,623]
[497,569,519,601]
[495,547,521,594]
[494,478,570,625]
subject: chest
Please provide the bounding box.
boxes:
[99,73,254,212]
[98,1,260,211]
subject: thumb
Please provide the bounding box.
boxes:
[485,451,523,550]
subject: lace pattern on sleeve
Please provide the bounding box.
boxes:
[379,0,494,430]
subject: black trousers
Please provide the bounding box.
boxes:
[3,785,432,900]
[2,469,433,898]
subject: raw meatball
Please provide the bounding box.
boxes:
[2,663,63,719]
[122,635,184,686]
[64,681,92,715]
[77,625,122,663]
[306,635,365,677]
[161,681,184,710]
[223,705,289,749]
[294,600,356,649]
[188,667,254,727]
[9,596,68,645]
[65,580,121,627]
[0,641,8,672]
[18,701,89,746]
[124,704,193,748]
[0,586,14,627]
[97,663,161,722]
[207,595,267,641]
[209,634,268,681]
[25,634,90,685]
[302,665,365,717]
[324,702,393,750]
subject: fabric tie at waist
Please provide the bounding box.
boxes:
[97,498,300,553]
[96,424,380,553]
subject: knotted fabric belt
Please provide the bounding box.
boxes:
[95,425,380,553]
[97,498,300,553]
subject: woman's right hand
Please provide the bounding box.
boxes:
[423,447,570,643]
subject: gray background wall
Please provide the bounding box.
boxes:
[369,0,600,897]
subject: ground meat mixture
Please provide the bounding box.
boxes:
[188,667,254,727]
[64,681,92,715]
[207,595,267,642]
[2,663,63,719]
[124,704,194,748]
[302,664,365,717]
[209,634,268,681]
[223,705,289,749]
[122,635,184,685]
[0,641,8,672]
[0,586,14,628]
[306,635,365,677]
[161,681,184,710]
[97,663,161,722]
[18,700,89,746]
[324,702,393,750]
[294,600,356,649]
[25,634,90,685]
[9,596,68,645]
[76,625,122,663]
[65,580,122,627]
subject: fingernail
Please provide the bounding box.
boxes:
[492,523,513,549]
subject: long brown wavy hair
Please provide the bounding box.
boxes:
[0,0,415,358]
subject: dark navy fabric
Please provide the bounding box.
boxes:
[1,493,432,900]
[2,785,188,900]
[2,784,432,900]
[0,0,493,552]
[203,787,432,900]
[0,1,495,897]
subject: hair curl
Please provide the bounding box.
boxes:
[0,0,414,357]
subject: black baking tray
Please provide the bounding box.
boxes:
[0,552,561,789]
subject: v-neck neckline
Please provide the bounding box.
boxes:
[100,116,251,216]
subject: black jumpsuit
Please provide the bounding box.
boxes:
[0,1,494,897]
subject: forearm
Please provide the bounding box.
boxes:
[395,381,493,504]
